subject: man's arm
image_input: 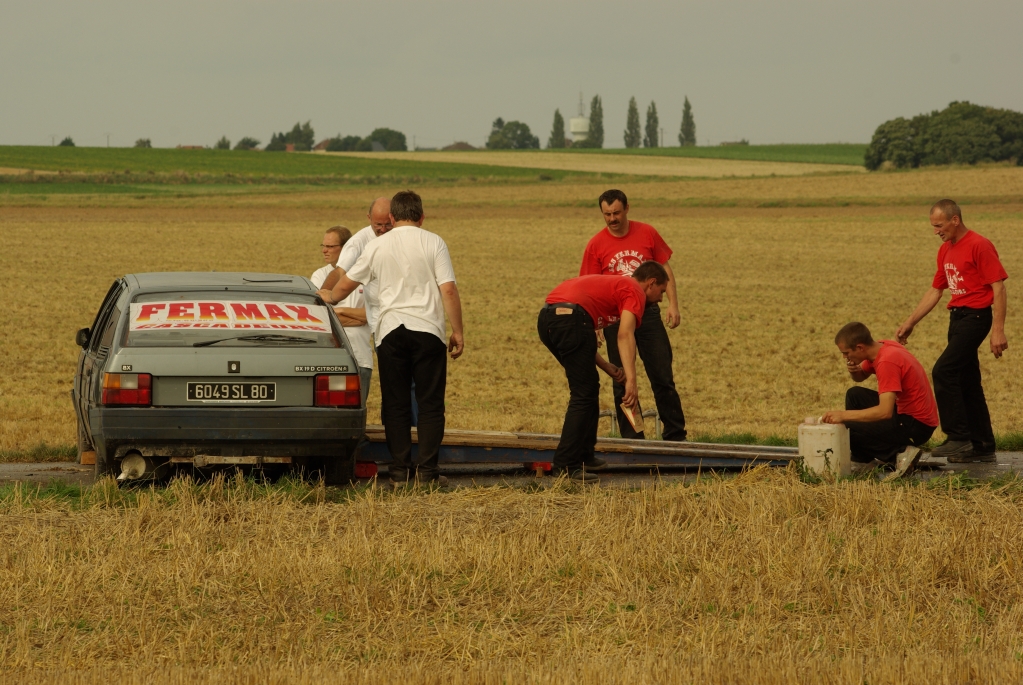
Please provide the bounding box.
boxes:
[896,287,944,344]
[822,392,896,424]
[334,307,367,327]
[990,280,1008,358]
[617,311,639,407]
[847,360,872,383]
[662,260,681,329]
[595,353,626,384]
[439,281,464,359]
[317,274,359,306]
[321,267,343,291]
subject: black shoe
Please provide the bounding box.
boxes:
[947,452,996,464]
[552,467,599,484]
[930,440,974,459]
[584,455,607,471]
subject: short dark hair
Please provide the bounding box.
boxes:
[598,189,628,209]
[835,322,874,348]
[390,190,424,223]
[632,260,668,284]
[324,225,351,247]
[931,199,962,221]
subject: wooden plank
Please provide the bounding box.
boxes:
[361,425,796,467]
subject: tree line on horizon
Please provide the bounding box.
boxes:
[486,96,696,151]
[865,101,1023,170]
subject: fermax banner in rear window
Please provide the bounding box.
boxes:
[129,301,332,332]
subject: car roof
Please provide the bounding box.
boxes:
[125,272,315,294]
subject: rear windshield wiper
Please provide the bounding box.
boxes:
[193,334,317,347]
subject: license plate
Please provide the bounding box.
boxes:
[186,382,276,402]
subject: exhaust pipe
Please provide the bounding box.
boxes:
[118,452,157,481]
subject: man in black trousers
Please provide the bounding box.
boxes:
[539,261,669,483]
[318,190,464,486]
[896,199,1008,463]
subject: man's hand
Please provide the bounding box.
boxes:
[895,321,914,345]
[622,378,638,408]
[821,411,845,424]
[991,330,1008,358]
[448,332,464,359]
[665,303,681,329]
[595,354,625,384]
[595,329,605,348]
[316,289,335,305]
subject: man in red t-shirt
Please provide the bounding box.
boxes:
[538,261,669,482]
[895,199,1009,463]
[823,322,938,478]
[579,188,687,442]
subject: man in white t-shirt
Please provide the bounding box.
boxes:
[318,190,464,486]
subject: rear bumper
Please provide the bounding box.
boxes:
[89,406,365,459]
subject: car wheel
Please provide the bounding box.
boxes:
[76,415,95,466]
[323,452,355,486]
[94,442,116,479]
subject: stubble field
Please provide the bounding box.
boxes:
[2,162,1023,683]
[1,165,1022,455]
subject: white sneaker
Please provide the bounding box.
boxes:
[884,446,922,482]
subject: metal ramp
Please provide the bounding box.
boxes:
[360,426,797,470]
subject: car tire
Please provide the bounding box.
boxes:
[76,415,95,465]
[323,451,355,486]
[94,442,116,479]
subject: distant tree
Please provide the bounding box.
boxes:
[58,137,75,147]
[487,119,540,149]
[624,97,641,148]
[286,121,315,151]
[644,101,659,148]
[864,101,1023,170]
[264,132,287,151]
[548,109,566,149]
[679,97,696,146]
[326,135,362,152]
[363,128,408,151]
[574,95,603,148]
[233,137,261,151]
[214,136,230,150]
[134,138,152,148]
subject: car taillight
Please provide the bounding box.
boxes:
[102,373,152,406]
[314,374,360,407]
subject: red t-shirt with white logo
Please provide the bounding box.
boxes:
[546,275,647,330]
[580,221,673,276]
[931,230,1008,309]
[859,340,939,427]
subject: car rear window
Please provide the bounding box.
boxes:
[124,291,341,348]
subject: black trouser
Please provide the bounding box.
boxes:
[845,387,936,463]
[603,301,687,441]
[932,306,995,450]
[376,325,447,481]
[538,304,599,472]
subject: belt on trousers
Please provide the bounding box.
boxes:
[950,306,991,313]
[543,303,592,325]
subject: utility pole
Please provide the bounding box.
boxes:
[50,135,55,146]
[413,134,416,151]
[660,127,664,148]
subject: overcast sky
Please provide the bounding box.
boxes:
[3,0,1021,149]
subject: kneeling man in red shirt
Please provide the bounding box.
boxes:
[538,261,669,483]
[823,322,939,478]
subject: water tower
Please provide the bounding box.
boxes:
[568,92,589,144]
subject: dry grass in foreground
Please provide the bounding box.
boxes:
[1,468,1023,683]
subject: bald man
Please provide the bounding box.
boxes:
[321,198,420,423]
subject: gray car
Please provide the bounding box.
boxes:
[72,272,366,484]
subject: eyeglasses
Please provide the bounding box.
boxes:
[320,244,342,249]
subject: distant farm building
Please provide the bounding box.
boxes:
[442,142,476,151]
[312,139,331,151]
